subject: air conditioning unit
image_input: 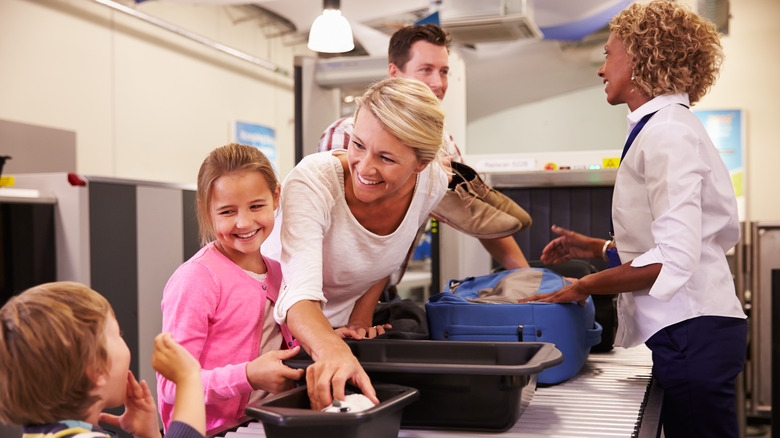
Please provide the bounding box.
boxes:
[440,0,542,43]
[314,56,387,88]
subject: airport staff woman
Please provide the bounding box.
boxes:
[523,2,747,437]
[268,77,449,410]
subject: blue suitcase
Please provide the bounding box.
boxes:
[425,267,602,384]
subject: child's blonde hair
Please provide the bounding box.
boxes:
[0,282,112,425]
[196,143,279,246]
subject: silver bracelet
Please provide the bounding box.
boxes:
[601,239,613,261]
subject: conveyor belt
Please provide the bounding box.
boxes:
[223,346,660,438]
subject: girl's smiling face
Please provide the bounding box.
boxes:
[209,170,279,271]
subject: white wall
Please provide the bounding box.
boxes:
[467,0,780,223]
[468,86,627,154]
[0,0,308,184]
[699,0,780,222]
[1,0,777,217]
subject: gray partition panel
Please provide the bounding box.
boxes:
[182,189,200,261]
[136,185,184,412]
[89,181,139,377]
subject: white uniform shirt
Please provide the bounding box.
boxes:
[612,93,746,348]
[266,151,448,327]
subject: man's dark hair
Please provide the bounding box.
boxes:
[388,24,451,71]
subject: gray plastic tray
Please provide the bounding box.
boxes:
[284,339,563,432]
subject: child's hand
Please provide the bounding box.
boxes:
[246,346,305,393]
[99,371,161,438]
[153,332,201,384]
[153,333,206,436]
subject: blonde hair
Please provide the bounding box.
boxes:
[0,282,112,425]
[196,143,278,246]
[353,77,446,166]
[610,0,723,105]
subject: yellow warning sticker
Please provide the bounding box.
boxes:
[602,158,621,168]
[0,176,14,187]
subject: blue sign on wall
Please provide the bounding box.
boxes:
[693,109,745,220]
[234,121,278,171]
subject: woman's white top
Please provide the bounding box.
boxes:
[612,93,746,348]
[266,151,448,327]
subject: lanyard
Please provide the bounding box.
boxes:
[606,110,659,268]
[611,110,659,234]
[620,110,659,162]
[607,104,690,268]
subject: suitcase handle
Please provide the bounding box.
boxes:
[586,321,603,347]
[444,324,538,342]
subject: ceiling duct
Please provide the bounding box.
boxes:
[314,56,387,88]
[439,0,542,43]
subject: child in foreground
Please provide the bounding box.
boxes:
[0,281,205,438]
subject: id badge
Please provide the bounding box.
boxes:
[606,246,622,269]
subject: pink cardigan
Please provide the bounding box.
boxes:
[157,242,293,432]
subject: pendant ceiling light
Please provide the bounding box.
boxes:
[307,0,354,53]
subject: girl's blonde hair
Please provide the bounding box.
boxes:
[353,77,446,166]
[610,0,723,105]
[196,143,278,246]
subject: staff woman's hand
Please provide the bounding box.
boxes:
[519,281,589,306]
[541,225,601,264]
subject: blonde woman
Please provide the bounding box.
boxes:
[264,77,448,410]
[525,2,746,437]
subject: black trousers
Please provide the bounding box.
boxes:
[645,315,747,438]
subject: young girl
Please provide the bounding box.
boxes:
[157,143,304,432]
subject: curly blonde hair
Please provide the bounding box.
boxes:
[610,0,723,105]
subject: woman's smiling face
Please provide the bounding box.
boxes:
[597,31,649,111]
[347,108,425,205]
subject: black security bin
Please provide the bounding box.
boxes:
[284,339,563,432]
[245,383,418,438]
